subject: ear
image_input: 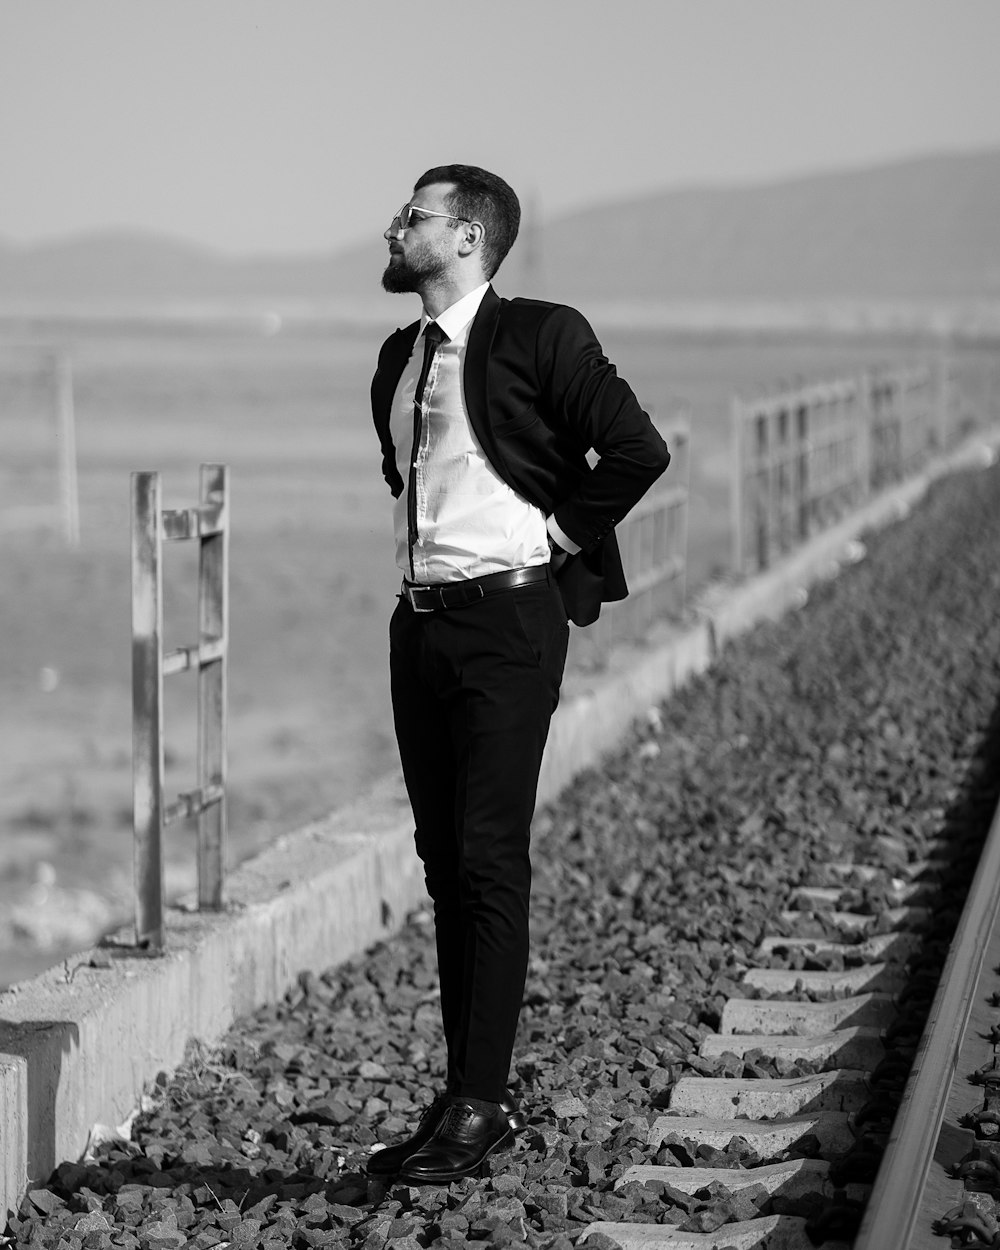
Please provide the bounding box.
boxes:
[457,220,485,259]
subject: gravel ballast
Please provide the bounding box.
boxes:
[7,460,1000,1249]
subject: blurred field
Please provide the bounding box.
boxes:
[0,310,971,982]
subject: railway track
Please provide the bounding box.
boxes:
[580,766,1000,1248]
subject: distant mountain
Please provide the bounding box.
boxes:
[0,228,387,306]
[1,149,998,311]
[528,149,1000,303]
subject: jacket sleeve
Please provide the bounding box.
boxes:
[538,305,671,552]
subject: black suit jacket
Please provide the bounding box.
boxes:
[371,286,671,626]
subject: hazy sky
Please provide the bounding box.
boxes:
[2,0,999,257]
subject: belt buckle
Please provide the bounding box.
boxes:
[404,583,437,613]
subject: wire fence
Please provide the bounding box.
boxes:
[730,352,998,576]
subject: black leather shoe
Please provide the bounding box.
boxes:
[398,1099,515,1184]
[366,1094,448,1177]
[367,1088,523,1177]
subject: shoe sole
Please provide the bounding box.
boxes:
[366,1157,405,1178]
[397,1127,516,1185]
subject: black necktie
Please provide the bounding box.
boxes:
[407,321,447,579]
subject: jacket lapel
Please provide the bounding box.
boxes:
[372,321,419,496]
[372,322,419,432]
[464,286,502,464]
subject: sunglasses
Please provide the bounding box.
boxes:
[391,203,479,231]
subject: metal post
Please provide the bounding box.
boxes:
[895,372,906,479]
[197,464,229,909]
[676,420,690,611]
[731,396,745,576]
[53,353,80,548]
[796,400,810,543]
[759,409,772,572]
[935,346,952,450]
[857,372,873,498]
[131,472,165,950]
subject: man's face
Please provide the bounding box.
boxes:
[381,182,459,294]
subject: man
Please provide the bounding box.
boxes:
[368,165,670,1185]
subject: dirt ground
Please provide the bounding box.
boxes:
[0,312,965,983]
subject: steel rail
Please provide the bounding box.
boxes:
[854,785,1000,1249]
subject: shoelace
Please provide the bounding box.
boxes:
[417,1095,446,1128]
[434,1102,479,1140]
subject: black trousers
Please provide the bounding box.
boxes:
[389,572,569,1102]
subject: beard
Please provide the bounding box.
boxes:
[381,243,449,294]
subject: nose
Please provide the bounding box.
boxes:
[384,212,404,241]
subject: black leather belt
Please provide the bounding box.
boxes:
[401,564,550,613]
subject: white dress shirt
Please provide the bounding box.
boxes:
[391,283,577,584]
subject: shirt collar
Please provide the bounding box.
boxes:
[421,282,491,343]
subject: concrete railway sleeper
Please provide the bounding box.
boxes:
[581,816,997,1250]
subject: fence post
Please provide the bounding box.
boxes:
[935,347,952,450]
[131,472,165,950]
[131,464,230,947]
[675,410,691,609]
[53,353,80,549]
[731,395,745,576]
[197,464,229,910]
[758,408,772,572]
[858,371,874,497]
[795,399,810,544]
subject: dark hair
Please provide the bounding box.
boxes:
[414,164,520,278]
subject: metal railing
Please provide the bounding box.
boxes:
[867,363,937,490]
[570,418,690,669]
[131,463,230,950]
[731,358,954,576]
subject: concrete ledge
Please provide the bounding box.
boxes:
[1,1052,27,1225]
[3,425,998,1222]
